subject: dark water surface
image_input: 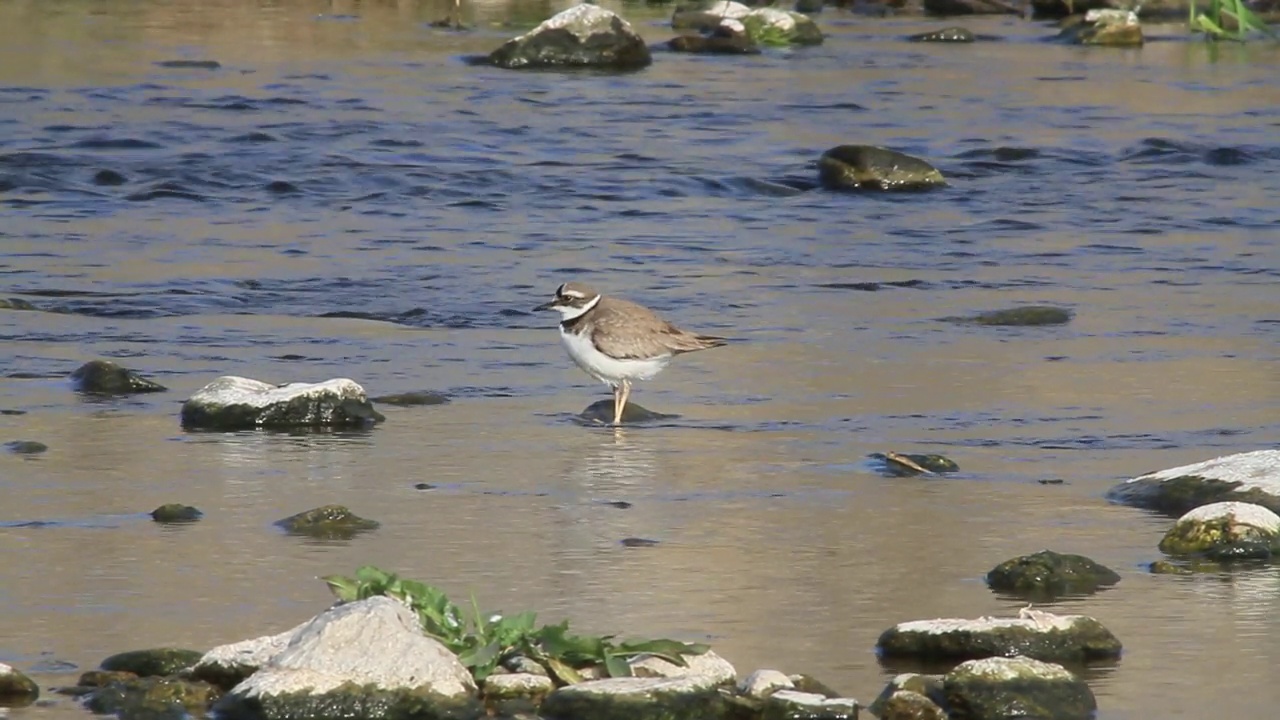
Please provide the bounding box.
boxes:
[2,0,1279,717]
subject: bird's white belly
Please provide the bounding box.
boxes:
[560,327,670,386]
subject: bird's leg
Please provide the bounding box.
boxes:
[614,379,632,425]
[453,0,460,29]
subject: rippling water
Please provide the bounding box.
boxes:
[2,1,1279,717]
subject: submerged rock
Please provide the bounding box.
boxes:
[877,607,1122,664]
[100,648,204,678]
[944,656,1095,720]
[487,4,651,70]
[1158,501,1280,560]
[180,376,384,430]
[1057,9,1144,46]
[986,550,1121,600]
[85,676,222,719]
[4,440,47,455]
[668,19,761,54]
[71,360,167,395]
[944,305,1074,326]
[368,390,450,407]
[1106,449,1280,516]
[907,26,977,41]
[0,298,38,311]
[818,146,946,191]
[150,503,203,523]
[869,452,958,477]
[0,662,39,707]
[213,597,479,720]
[275,504,380,541]
[580,399,676,424]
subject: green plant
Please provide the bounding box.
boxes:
[1189,0,1277,41]
[321,566,710,683]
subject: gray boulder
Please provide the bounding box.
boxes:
[672,1,753,32]
[818,146,946,191]
[944,656,1096,720]
[1106,449,1280,516]
[488,4,651,70]
[213,596,479,720]
[764,689,858,719]
[180,376,384,430]
[540,674,728,720]
[192,623,303,691]
[737,669,794,698]
[877,607,1122,664]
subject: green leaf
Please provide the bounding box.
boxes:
[457,640,501,669]
[604,653,633,678]
[616,639,708,659]
[543,656,584,685]
[354,565,394,587]
[319,575,360,602]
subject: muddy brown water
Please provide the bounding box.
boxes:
[2,0,1279,717]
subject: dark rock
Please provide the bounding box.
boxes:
[621,537,661,547]
[274,504,380,540]
[795,0,825,11]
[85,676,221,719]
[668,32,761,53]
[943,306,1074,326]
[100,649,204,678]
[78,670,139,687]
[487,5,651,70]
[180,376,384,431]
[368,390,450,407]
[0,298,38,310]
[869,674,947,719]
[1106,450,1280,516]
[1149,560,1193,575]
[818,146,946,191]
[877,608,1122,664]
[869,452,958,477]
[986,550,1121,600]
[70,360,167,395]
[580,400,676,424]
[943,656,1096,720]
[155,59,222,69]
[907,26,977,41]
[923,0,1021,14]
[92,169,129,185]
[0,663,40,707]
[414,482,438,491]
[5,440,48,455]
[150,504,203,523]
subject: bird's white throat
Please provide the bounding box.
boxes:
[556,294,599,321]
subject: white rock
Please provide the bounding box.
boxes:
[737,668,794,697]
[706,1,752,19]
[484,672,554,696]
[747,7,797,31]
[629,650,735,685]
[194,622,305,679]
[190,376,367,409]
[1085,8,1138,25]
[767,689,859,716]
[894,608,1084,635]
[1176,501,1280,532]
[228,596,476,700]
[1131,450,1280,492]
[531,4,635,35]
[951,655,1075,681]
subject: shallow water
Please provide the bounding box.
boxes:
[2,0,1279,717]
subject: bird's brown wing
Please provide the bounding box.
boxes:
[590,298,728,360]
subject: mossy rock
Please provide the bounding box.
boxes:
[868,673,946,717]
[100,648,204,678]
[1157,502,1280,557]
[0,663,40,707]
[943,656,1095,720]
[869,452,958,477]
[4,440,47,455]
[741,8,824,46]
[70,360,168,394]
[151,504,203,523]
[540,678,727,720]
[818,146,945,191]
[213,683,484,720]
[872,690,947,720]
[274,505,380,540]
[1107,450,1280,516]
[0,298,38,311]
[86,676,222,720]
[788,674,843,698]
[944,306,1073,326]
[877,612,1122,664]
[986,550,1121,600]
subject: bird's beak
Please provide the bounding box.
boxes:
[534,300,557,312]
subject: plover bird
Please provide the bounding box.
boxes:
[535,282,728,425]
